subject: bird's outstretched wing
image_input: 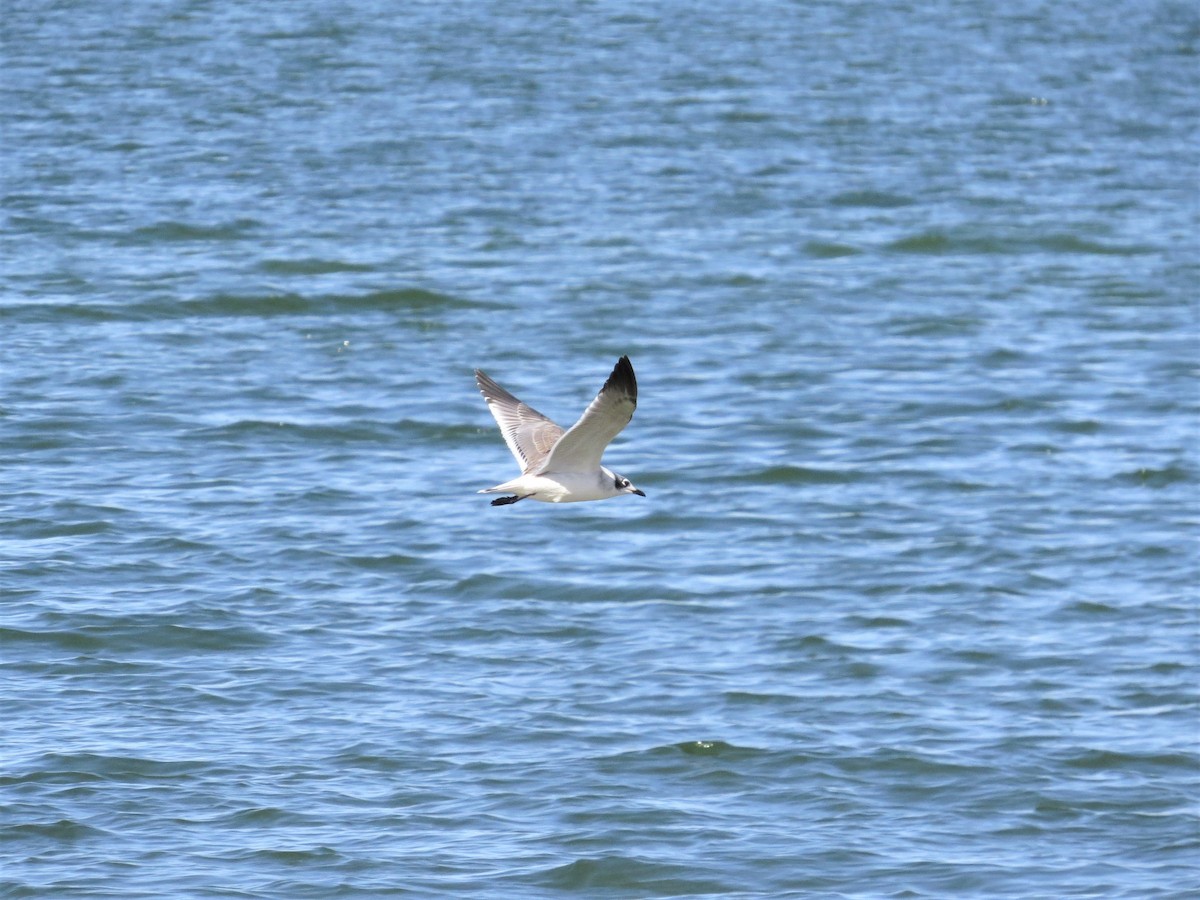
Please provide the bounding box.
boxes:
[475,369,565,473]
[539,356,637,475]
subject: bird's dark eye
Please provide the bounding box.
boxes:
[615,475,625,488]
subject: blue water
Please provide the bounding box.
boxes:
[3,1,1198,897]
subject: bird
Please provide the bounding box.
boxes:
[474,356,645,506]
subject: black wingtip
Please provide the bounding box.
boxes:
[605,355,636,403]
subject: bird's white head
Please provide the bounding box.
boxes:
[607,469,645,498]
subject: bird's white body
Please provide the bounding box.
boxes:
[480,466,626,504]
[474,356,644,506]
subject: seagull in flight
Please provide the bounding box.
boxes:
[474,356,645,506]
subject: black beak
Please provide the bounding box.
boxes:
[632,488,646,497]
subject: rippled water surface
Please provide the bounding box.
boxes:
[4,1,1198,897]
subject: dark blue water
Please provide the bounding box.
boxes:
[3,1,1198,897]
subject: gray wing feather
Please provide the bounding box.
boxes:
[540,356,637,475]
[475,369,565,473]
